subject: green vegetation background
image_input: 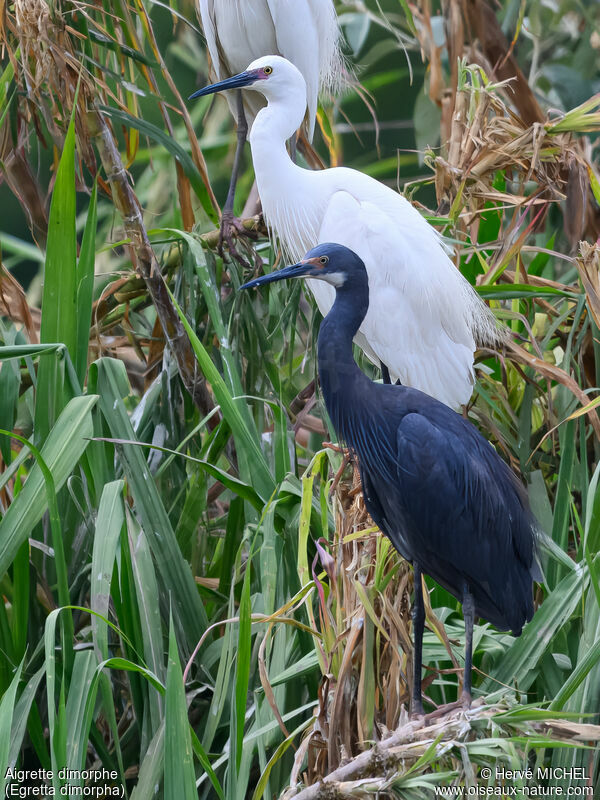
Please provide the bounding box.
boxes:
[0,0,599,797]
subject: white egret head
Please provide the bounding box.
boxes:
[189,55,307,138]
[190,55,306,102]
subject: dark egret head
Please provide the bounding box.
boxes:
[189,55,305,106]
[240,243,367,293]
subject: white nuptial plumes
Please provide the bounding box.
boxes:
[196,0,344,141]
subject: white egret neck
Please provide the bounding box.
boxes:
[244,56,499,409]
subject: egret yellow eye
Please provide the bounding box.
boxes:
[320,256,328,264]
[264,66,273,75]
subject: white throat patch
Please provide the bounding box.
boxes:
[323,271,346,287]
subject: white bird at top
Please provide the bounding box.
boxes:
[195,1,344,257]
[196,0,343,141]
[190,56,500,409]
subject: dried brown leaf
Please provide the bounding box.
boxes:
[0,259,39,343]
[575,242,600,329]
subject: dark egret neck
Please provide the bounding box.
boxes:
[317,271,371,436]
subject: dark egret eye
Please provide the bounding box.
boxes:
[320,256,328,264]
[263,66,273,75]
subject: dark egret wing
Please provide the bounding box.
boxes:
[350,393,537,633]
[392,407,537,633]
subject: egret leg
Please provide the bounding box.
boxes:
[380,361,402,386]
[219,91,257,267]
[380,361,392,385]
[411,562,425,717]
[461,581,475,708]
[289,132,298,164]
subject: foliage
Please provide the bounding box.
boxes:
[0,0,599,798]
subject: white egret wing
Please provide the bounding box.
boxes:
[265,0,320,139]
[316,190,478,408]
[197,0,273,124]
[306,0,345,92]
[197,0,220,75]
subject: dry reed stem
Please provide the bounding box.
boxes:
[285,701,600,799]
[2,1,222,415]
[86,107,216,418]
[575,242,600,330]
[303,464,413,784]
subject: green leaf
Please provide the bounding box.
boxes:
[8,665,45,771]
[76,182,98,384]
[130,721,165,800]
[65,651,99,775]
[190,730,225,800]
[35,100,79,440]
[94,436,264,511]
[99,106,218,223]
[550,637,600,711]
[477,284,577,300]
[88,357,207,650]
[549,420,576,588]
[44,609,64,791]
[164,615,197,800]
[250,717,313,800]
[0,57,15,130]
[168,289,275,500]
[91,481,125,660]
[87,29,160,67]
[0,344,64,360]
[413,84,441,160]
[130,523,165,734]
[202,591,236,752]
[0,658,24,797]
[0,395,98,578]
[235,552,252,772]
[481,566,589,694]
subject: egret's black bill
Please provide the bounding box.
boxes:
[240,262,313,291]
[189,70,260,100]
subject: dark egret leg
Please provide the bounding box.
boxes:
[411,562,425,717]
[380,361,402,386]
[461,581,475,708]
[289,132,298,164]
[380,361,392,385]
[219,91,256,267]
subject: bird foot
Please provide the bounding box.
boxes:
[218,209,258,269]
[410,694,425,720]
[460,690,472,710]
[329,450,352,496]
[422,700,464,723]
[322,441,344,453]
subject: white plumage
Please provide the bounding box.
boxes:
[202,56,500,409]
[196,0,343,140]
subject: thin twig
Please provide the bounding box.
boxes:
[87,106,216,418]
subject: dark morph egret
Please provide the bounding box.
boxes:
[191,56,500,409]
[241,243,541,714]
[194,2,343,252]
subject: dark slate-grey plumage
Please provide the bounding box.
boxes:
[241,242,541,714]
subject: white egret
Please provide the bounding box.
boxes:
[191,56,500,408]
[194,1,344,257]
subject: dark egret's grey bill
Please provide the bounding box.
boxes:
[240,262,314,291]
[189,69,260,100]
